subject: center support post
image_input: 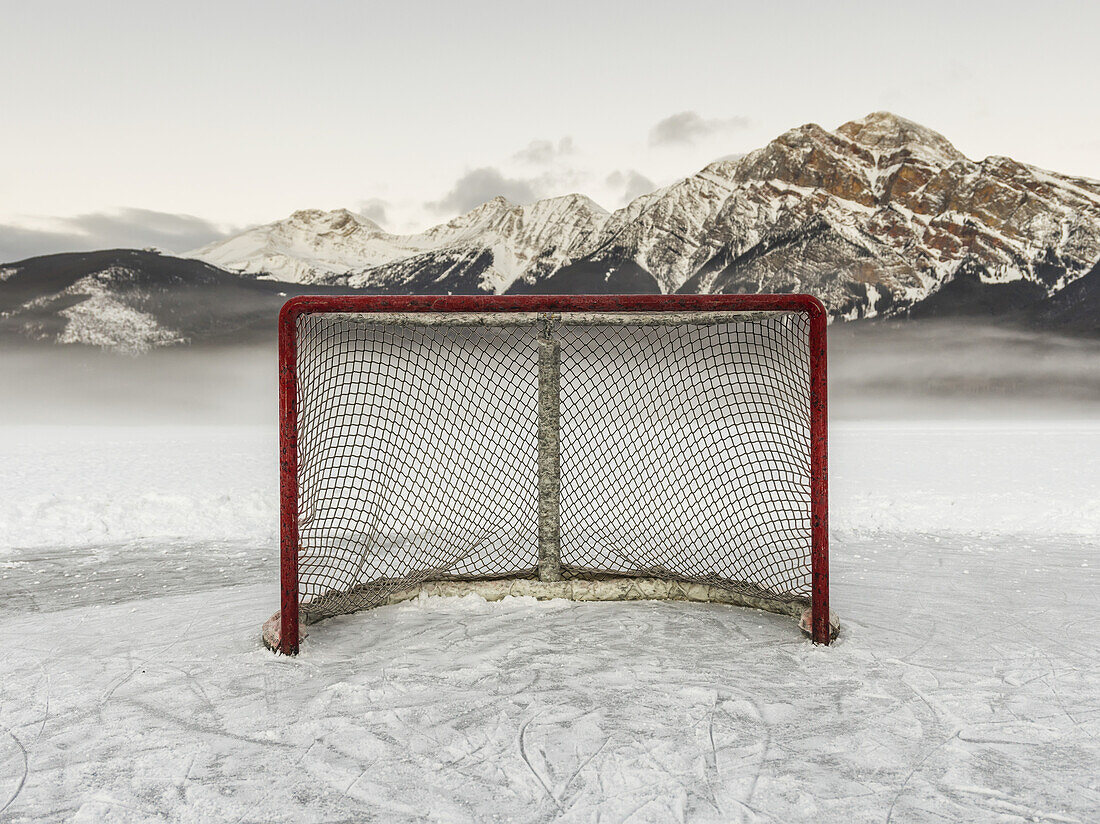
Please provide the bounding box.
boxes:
[537,314,563,582]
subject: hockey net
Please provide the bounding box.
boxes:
[270,296,830,652]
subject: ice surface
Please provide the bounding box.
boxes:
[0,427,276,552]
[1,423,1098,822]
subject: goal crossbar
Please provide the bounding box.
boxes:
[317,310,791,327]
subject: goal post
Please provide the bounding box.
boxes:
[268,294,831,654]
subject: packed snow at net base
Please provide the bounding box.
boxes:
[0,423,1098,823]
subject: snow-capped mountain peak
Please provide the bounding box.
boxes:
[189,193,611,293]
[287,208,384,234]
[837,111,965,160]
[188,207,393,282]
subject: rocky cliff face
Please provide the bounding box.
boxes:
[677,113,1100,319]
[188,112,1100,323]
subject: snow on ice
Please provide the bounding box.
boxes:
[1,423,1098,822]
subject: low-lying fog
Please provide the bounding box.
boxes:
[2,320,1098,426]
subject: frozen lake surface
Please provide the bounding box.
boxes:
[1,423,1098,822]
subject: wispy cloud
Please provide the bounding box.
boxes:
[649,111,750,146]
[606,170,656,204]
[356,198,389,227]
[0,208,231,263]
[428,168,538,214]
[513,137,576,165]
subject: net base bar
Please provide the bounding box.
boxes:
[262,573,835,652]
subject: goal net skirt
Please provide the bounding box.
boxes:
[268,295,831,653]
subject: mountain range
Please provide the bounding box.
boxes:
[2,112,1097,351]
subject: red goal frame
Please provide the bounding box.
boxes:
[276,294,830,653]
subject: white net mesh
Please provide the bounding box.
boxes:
[293,311,812,622]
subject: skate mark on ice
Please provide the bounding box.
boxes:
[884,729,960,824]
[0,725,28,816]
[517,713,564,813]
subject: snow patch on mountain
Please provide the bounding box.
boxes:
[55,273,185,353]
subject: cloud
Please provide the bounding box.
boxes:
[357,198,389,227]
[606,170,656,203]
[0,225,82,264]
[429,168,538,214]
[513,137,576,165]
[0,208,230,263]
[649,111,750,146]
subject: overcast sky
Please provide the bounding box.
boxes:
[2,0,1098,261]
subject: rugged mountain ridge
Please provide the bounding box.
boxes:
[677,114,1100,318]
[3,112,1098,351]
[190,194,610,293]
[190,112,1100,321]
